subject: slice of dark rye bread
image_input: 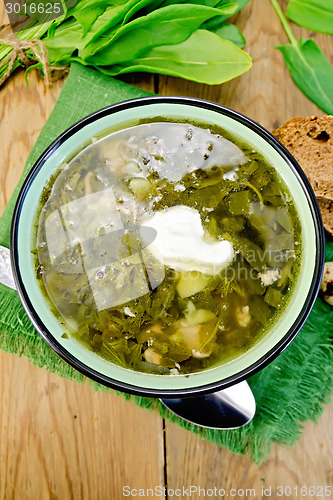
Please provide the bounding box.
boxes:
[272,116,333,236]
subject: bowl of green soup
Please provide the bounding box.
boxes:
[11,97,324,397]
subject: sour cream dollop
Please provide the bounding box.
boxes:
[140,206,234,275]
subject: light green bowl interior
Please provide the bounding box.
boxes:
[16,102,317,391]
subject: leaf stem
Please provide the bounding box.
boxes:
[270,0,298,46]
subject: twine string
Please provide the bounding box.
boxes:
[0,36,68,86]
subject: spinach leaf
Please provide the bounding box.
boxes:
[45,18,85,62]
[122,0,165,25]
[80,0,151,45]
[287,0,333,35]
[202,0,250,30]
[47,0,143,60]
[217,0,250,20]
[228,0,250,14]
[74,7,105,36]
[45,0,80,36]
[162,0,226,7]
[72,1,109,36]
[212,21,246,47]
[84,4,229,64]
[277,39,333,114]
[271,0,333,115]
[96,29,252,84]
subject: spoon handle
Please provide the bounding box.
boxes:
[160,381,256,430]
[0,245,16,290]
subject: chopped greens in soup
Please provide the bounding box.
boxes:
[35,120,301,375]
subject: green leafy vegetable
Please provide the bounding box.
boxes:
[264,288,283,308]
[70,0,109,35]
[122,0,164,25]
[84,4,230,64]
[227,0,250,16]
[287,0,333,35]
[212,22,246,48]
[162,0,233,9]
[271,0,333,115]
[201,0,250,30]
[44,19,85,62]
[250,296,271,325]
[277,39,333,115]
[96,29,252,84]
[0,0,251,86]
[229,190,250,215]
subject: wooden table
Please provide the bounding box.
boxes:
[1,1,333,499]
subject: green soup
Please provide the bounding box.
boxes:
[34,119,302,375]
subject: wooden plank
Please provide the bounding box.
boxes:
[0,351,165,500]
[165,406,333,499]
[0,72,65,214]
[162,0,333,496]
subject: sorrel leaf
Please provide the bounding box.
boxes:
[45,18,85,62]
[84,4,229,64]
[202,0,250,30]
[287,0,333,35]
[96,29,252,84]
[78,0,150,44]
[271,0,333,114]
[277,38,333,114]
[212,22,246,47]
[122,0,165,25]
[161,0,227,7]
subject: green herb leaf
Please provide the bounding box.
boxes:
[271,0,333,115]
[72,4,107,36]
[83,4,230,64]
[44,18,85,63]
[82,0,160,45]
[227,0,250,15]
[287,0,333,35]
[122,0,164,25]
[96,29,252,84]
[49,0,159,56]
[202,0,250,30]
[162,0,224,8]
[47,0,80,35]
[277,39,333,115]
[212,22,246,48]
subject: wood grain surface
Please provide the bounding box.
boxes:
[0,1,333,499]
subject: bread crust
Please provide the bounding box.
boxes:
[272,116,333,235]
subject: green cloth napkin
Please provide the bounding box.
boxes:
[1,63,332,463]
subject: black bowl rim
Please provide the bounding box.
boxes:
[10,96,325,398]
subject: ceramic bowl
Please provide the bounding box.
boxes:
[11,97,324,397]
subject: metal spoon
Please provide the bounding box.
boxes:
[0,246,15,290]
[1,246,256,429]
[160,380,256,429]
